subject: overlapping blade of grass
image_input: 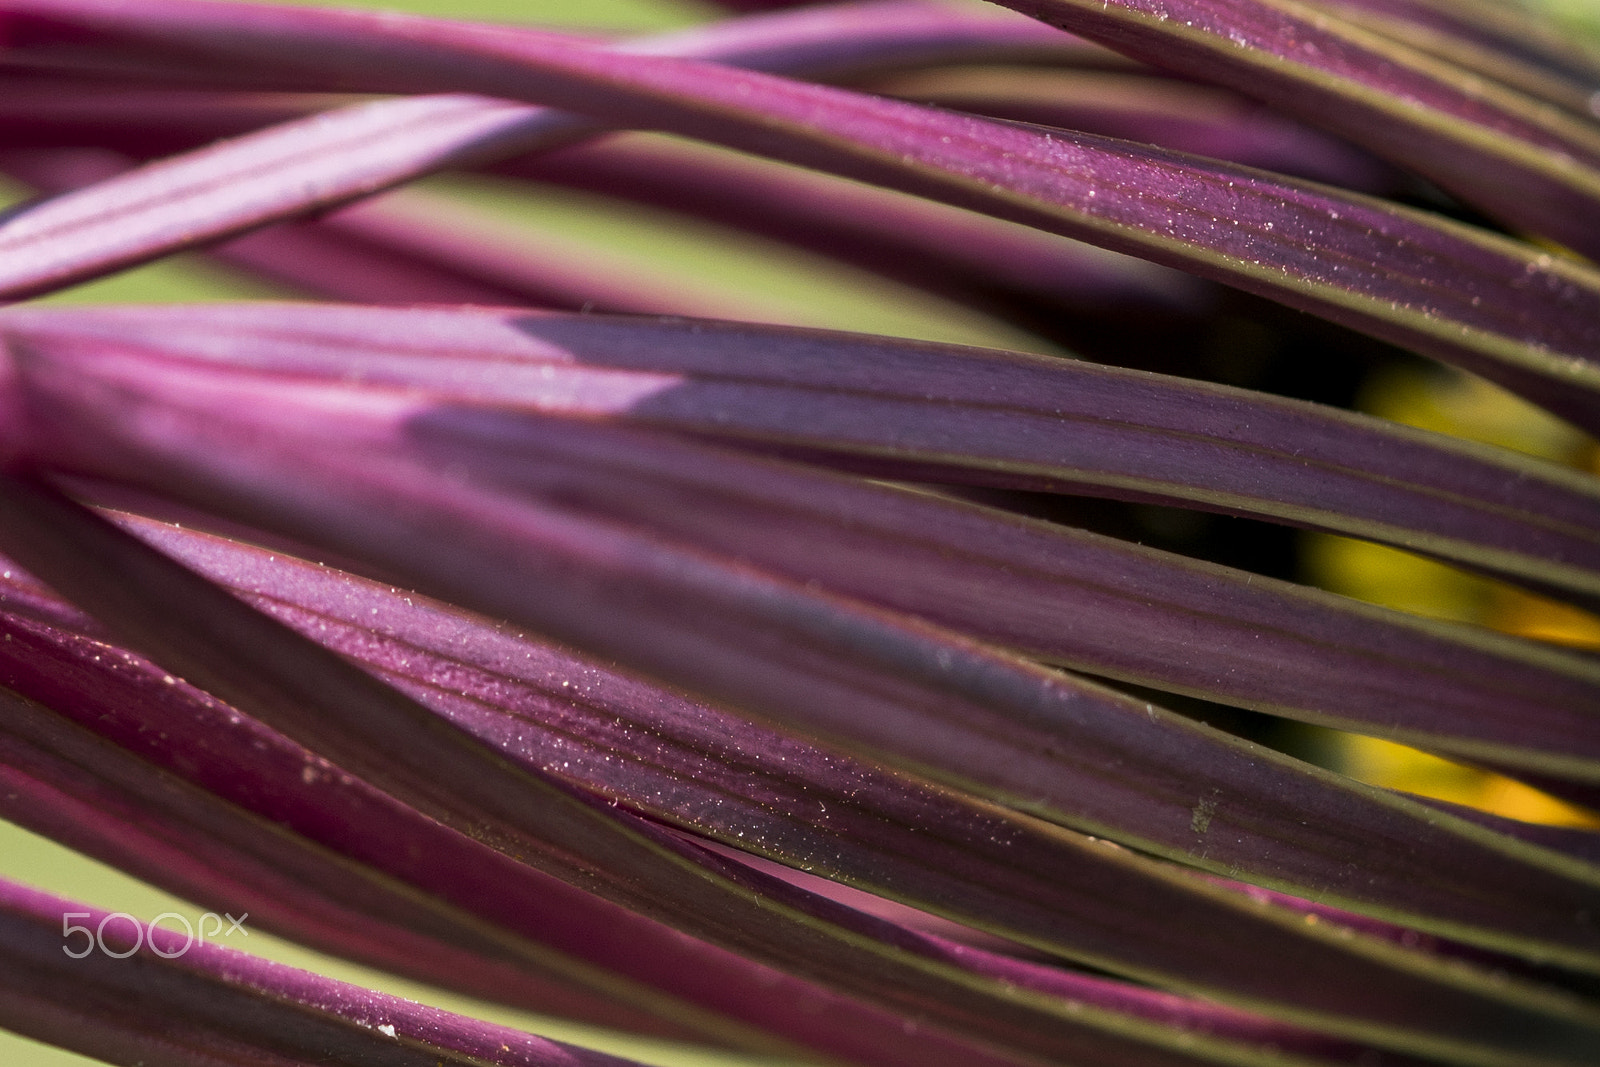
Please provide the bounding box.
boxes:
[0,585,1071,1067]
[863,66,1402,190]
[1318,0,1600,86]
[0,880,654,1067]
[989,0,1600,257]
[1315,1,1600,116]
[0,683,723,1043]
[14,480,1593,1067]
[106,510,1600,1013]
[1,0,1597,433]
[14,304,1598,618]
[0,526,1491,1066]
[9,341,1600,993]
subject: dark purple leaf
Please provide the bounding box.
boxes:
[88,509,1591,1053]
[1320,0,1600,89]
[11,303,1598,621]
[0,573,1085,1067]
[989,0,1600,257]
[0,681,719,1042]
[1317,2,1600,117]
[0,547,1464,1067]
[9,346,1600,1002]
[16,473,1514,1067]
[867,66,1403,191]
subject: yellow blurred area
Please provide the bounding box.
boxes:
[1303,362,1600,828]
[1332,736,1600,829]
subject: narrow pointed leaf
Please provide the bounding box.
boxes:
[10,476,1495,1067]
[27,312,1595,780]
[11,347,1600,1006]
[0,546,1465,1067]
[1318,0,1600,87]
[2,0,1597,433]
[868,66,1402,190]
[99,507,1600,1054]
[13,303,1599,619]
[0,566,1074,1067]
[1315,2,1600,117]
[0,683,721,1042]
[987,0,1600,257]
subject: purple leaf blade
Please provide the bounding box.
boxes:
[0,879,653,1067]
[989,0,1600,257]
[1317,2,1600,118]
[1319,0,1600,89]
[1,1,1598,430]
[39,310,1593,782]
[104,508,1600,1053]
[14,303,1599,622]
[11,345,1600,1000]
[9,475,1491,1067]
[0,570,1078,1067]
[865,66,1404,191]
[0,682,730,1045]
[0,519,1499,1067]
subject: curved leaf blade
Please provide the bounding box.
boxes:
[13,303,1599,619]
[0,0,1598,430]
[10,342,1600,997]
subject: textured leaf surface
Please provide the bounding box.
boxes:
[0,587,1067,1067]
[990,0,1600,257]
[1,0,1597,431]
[11,303,1598,618]
[8,346,1600,999]
[0,518,1486,1066]
[19,475,1516,1067]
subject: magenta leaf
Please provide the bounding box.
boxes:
[0,523,1487,1066]
[11,303,1597,619]
[0,0,1597,431]
[0,2,1595,1064]
[990,0,1600,257]
[21,474,1551,1067]
[8,347,1600,989]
